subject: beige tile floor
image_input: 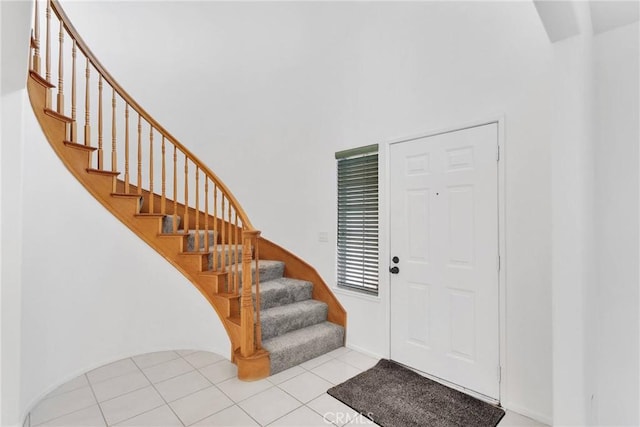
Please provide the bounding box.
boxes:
[25,348,548,427]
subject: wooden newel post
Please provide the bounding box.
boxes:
[240,229,261,358]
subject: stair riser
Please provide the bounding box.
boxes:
[257,280,313,311]
[265,324,345,375]
[178,253,209,272]
[261,303,328,341]
[233,262,285,286]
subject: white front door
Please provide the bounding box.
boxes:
[389,123,500,400]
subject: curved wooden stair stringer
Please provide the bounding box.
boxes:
[25,0,347,381]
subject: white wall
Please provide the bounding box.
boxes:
[550,4,596,425]
[1,1,32,425]
[550,7,639,425]
[61,1,554,421]
[592,21,639,426]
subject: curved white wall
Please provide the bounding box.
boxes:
[19,105,230,415]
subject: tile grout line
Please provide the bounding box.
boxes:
[128,355,186,427]
[31,382,102,426]
[84,372,110,427]
[176,352,263,427]
[263,384,310,426]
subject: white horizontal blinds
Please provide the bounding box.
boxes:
[336,145,379,295]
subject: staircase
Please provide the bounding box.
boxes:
[26,0,345,380]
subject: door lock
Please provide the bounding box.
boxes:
[389,266,400,274]
[392,256,399,264]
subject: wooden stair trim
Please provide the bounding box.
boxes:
[199,270,227,277]
[86,168,120,177]
[44,108,73,123]
[29,70,55,88]
[179,251,211,256]
[64,140,97,152]
[111,192,142,198]
[134,213,165,218]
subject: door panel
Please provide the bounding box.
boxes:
[389,123,499,400]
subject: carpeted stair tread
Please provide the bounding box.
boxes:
[254,277,313,310]
[263,321,345,375]
[230,260,285,285]
[260,300,328,341]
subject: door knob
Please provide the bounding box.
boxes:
[389,266,400,274]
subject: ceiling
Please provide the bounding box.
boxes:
[533,0,639,42]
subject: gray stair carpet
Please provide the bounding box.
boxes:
[253,277,313,310]
[231,260,285,285]
[263,322,345,375]
[260,300,328,341]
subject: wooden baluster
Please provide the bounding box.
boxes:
[84,58,90,146]
[111,88,116,172]
[57,19,64,114]
[97,75,103,169]
[204,179,209,251]
[33,0,41,74]
[234,211,239,294]
[220,196,226,273]
[161,137,166,214]
[213,185,218,270]
[30,29,34,71]
[149,126,154,213]
[228,201,232,283]
[70,40,77,142]
[45,0,51,83]
[194,167,200,251]
[254,233,261,349]
[45,0,51,108]
[173,146,178,233]
[137,114,142,195]
[184,155,189,233]
[124,105,130,193]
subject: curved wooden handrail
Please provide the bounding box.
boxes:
[49,0,254,231]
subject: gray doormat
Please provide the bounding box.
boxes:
[327,359,505,427]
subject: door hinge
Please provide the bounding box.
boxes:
[497,255,501,272]
[498,366,502,382]
[496,145,500,161]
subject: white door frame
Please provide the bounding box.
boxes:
[380,115,507,404]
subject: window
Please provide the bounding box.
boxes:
[336,144,379,295]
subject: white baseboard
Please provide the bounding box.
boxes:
[504,401,553,426]
[345,343,386,360]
